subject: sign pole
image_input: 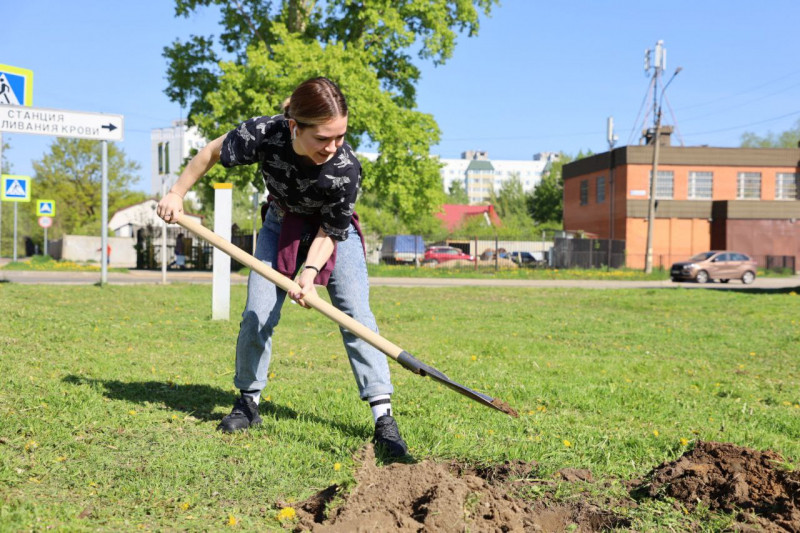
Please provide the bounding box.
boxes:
[12,201,17,262]
[44,226,47,256]
[100,140,108,284]
[0,132,3,259]
[161,177,167,284]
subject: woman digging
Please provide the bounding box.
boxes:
[156,77,407,458]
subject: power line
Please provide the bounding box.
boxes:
[677,81,800,124]
[682,109,800,137]
[675,68,800,112]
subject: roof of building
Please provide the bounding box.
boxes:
[563,145,800,180]
[467,160,495,172]
[435,204,503,232]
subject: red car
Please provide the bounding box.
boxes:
[423,246,473,264]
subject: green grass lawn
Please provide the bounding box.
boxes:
[1,283,798,531]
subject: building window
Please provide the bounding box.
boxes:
[688,171,713,199]
[776,172,798,200]
[164,141,170,174]
[158,143,164,174]
[737,172,761,199]
[596,176,606,203]
[580,180,589,205]
[650,170,674,199]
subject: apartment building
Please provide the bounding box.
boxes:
[439,151,559,205]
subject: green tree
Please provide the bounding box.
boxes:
[163,0,497,226]
[528,154,568,225]
[446,179,469,204]
[740,118,800,148]
[493,173,528,219]
[1,138,13,256]
[31,138,146,238]
[1,137,10,173]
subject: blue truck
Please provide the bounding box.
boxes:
[380,235,425,265]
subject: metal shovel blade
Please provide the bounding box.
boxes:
[397,351,519,417]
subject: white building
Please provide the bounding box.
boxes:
[438,151,560,205]
[150,119,206,198]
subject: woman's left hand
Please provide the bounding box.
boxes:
[289,268,318,308]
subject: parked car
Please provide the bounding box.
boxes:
[380,235,425,264]
[670,251,757,284]
[423,246,473,264]
[508,251,546,266]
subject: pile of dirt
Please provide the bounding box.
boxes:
[293,446,629,532]
[290,441,798,532]
[637,440,800,531]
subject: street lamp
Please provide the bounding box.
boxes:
[644,66,682,274]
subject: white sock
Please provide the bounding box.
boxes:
[368,394,392,422]
[241,389,261,405]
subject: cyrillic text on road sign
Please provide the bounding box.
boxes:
[0,104,123,141]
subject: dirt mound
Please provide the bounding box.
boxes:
[294,446,629,532]
[637,440,800,531]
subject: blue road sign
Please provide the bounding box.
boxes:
[37,199,56,216]
[1,174,31,202]
[0,64,33,106]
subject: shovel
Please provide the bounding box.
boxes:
[176,215,518,418]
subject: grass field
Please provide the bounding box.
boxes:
[1,282,799,531]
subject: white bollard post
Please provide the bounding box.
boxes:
[212,182,233,320]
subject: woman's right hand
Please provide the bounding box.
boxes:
[156,191,184,224]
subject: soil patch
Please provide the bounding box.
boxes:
[293,446,629,532]
[292,441,798,532]
[635,440,800,531]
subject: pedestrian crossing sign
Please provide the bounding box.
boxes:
[0,64,34,106]
[37,199,55,216]
[1,174,31,202]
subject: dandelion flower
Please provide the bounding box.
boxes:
[680,438,689,447]
[181,502,191,511]
[277,507,296,521]
[227,514,237,526]
[563,440,572,447]
[24,441,38,452]
[268,372,276,379]
[129,410,137,416]
[653,430,659,437]
[470,355,477,361]
[334,463,341,471]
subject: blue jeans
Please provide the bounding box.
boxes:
[233,204,394,400]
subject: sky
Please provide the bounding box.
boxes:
[3,0,799,195]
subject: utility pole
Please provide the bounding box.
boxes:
[643,41,681,273]
[606,117,617,268]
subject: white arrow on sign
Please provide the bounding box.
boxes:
[0,104,124,141]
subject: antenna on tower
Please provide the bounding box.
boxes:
[645,40,667,129]
[607,116,618,150]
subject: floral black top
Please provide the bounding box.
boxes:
[219,114,361,241]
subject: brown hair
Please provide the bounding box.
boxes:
[282,77,348,127]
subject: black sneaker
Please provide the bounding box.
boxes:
[217,395,262,433]
[373,415,408,458]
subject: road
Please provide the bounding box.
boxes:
[1,266,798,290]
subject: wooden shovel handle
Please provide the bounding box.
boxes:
[176,215,405,361]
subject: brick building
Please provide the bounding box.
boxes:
[562,136,800,270]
